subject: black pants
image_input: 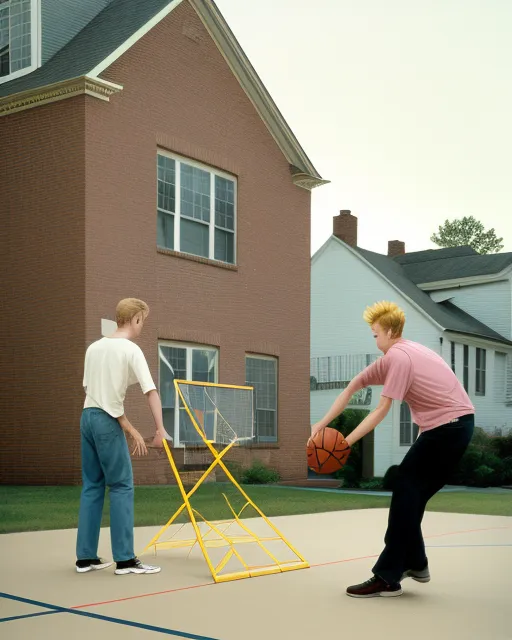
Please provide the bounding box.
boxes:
[373,413,474,584]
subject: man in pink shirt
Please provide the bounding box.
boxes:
[310,301,475,598]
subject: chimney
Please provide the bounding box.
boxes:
[333,210,357,247]
[388,240,405,257]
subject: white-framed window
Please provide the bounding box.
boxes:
[158,341,218,446]
[475,348,486,396]
[399,402,419,446]
[450,341,456,373]
[0,0,40,83]
[245,355,278,443]
[157,151,236,264]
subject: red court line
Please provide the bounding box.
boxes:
[72,581,216,609]
[71,524,512,609]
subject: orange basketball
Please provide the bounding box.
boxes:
[307,427,351,474]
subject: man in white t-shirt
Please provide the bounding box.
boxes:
[76,298,172,575]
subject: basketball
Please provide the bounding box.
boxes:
[307,427,351,474]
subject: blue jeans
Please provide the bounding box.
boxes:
[76,408,135,563]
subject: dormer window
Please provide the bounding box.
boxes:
[0,0,39,82]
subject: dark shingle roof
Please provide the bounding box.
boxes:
[354,245,512,345]
[393,246,512,284]
[0,0,174,98]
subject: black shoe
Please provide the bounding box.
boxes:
[75,558,113,573]
[346,575,402,598]
[401,566,431,583]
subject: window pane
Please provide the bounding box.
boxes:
[192,349,217,383]
[157,156,175,213]
[180,217,209,258]
[214,228,234,263]
[159,346,186,441]
[215,176,235,230]
[157,211,174,249]
[181,163,210,222]
[246,357,277,442]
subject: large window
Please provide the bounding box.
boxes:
[157,152,236,264]
[158,342,218,446]
[0,0,38,81]
[245,356,278,443]
[399,402,419,446]
[475,348,486,396]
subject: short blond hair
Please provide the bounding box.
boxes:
[363,301,405,338]
[116,298,149,326]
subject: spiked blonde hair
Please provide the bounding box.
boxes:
[363,301,405,338]
[116,298,149,327]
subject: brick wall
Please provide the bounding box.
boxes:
[1,99,86,483]
[2,1,312,484]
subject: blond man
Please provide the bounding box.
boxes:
[310,301,474,597]
[76,298,171,575]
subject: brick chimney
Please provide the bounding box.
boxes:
[333,210,357,247]
[388,240,405,257]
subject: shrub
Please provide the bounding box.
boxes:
[330,409,369,487]
[450,427,511,487]
[358,478,384,491]
[240,460,280,485]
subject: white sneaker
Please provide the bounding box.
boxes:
[114,558,161,575]
[76,559,113,573]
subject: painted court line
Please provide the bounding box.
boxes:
[0,610,59,623]
[66,524,512,610]
[0,593,220,639]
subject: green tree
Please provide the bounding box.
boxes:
[430,216,504,254]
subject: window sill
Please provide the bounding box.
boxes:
[157,247,238,271]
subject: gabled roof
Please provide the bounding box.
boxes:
[316,239,512,346]
[0,0,326,188]
[393,246,512,284]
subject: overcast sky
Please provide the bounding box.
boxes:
[215,0,512,255]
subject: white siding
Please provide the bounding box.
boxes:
[430,279,512,340]
[310,238,442,475]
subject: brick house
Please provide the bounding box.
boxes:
[0,0,327,485]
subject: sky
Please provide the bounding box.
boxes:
[214,0,512,256]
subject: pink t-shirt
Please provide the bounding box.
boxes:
[354,339,475,430]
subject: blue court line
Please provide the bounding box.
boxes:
[0,610,60,623]
[0,593,221,639]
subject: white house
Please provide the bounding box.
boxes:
[311,211,512,477]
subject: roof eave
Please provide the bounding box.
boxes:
[0,75,123,117]
[189,0,327,189]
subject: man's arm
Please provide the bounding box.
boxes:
[345,395,393,447]
[118,414,148,456]
[146,389,173,445]
[310,377,364,440]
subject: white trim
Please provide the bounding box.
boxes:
[157,149,237,264]
[0,75,123,116]
[87,0,186,77]
[442,330,512,351]
[157,340,219,448]
[245,353,278,443]
[418,265,512,290]
[316,236,445,333]
[0,0,41,85]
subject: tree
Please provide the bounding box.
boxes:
[430,216,504,254]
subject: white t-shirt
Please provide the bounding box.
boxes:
[83,337,156,418]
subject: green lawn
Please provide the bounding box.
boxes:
[0,485,510,534]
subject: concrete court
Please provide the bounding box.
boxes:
[0,509,511,640]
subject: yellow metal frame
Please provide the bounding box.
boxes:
[140,380,309,582]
